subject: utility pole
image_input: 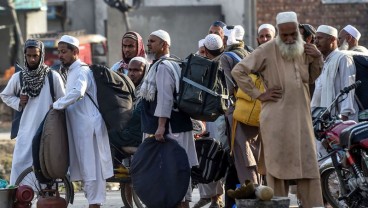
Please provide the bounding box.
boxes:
[0,0,24,65]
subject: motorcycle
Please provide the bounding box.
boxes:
[313,81,368,208]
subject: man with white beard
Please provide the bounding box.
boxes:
[312,25,359,121]
[231,11,324,207]
[338,25,368,53]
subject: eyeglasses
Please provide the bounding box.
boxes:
[212,21,226,28]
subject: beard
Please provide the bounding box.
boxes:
[338,39,349,51]
[146,51,156,62]
[276,34,304,61]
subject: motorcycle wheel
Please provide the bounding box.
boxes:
[320,166,349,208]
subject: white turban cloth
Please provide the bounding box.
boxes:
[227,25,245,46]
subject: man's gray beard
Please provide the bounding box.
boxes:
[338,39,349,51]
[276,34,304,61]
[146,52,156,62]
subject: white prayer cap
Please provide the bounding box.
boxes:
[223,26,232,37]
[204,34,223,50]
[317,25,338,38]
[150,29,171,46]
[233,25,245,40]
[129,56,147,65]
[59,35,79,48]
[343,25,361,41]
[258,24,276,34]
[198,39,205,48]
[276,11,298,25]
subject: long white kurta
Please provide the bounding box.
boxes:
[0,71,65,184]
[53,59,113,181]
[311,49,358,121]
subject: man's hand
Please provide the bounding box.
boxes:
[340,115,348,121]
[304,43,322,58]
[19,94,29,108]
[155,126,166,142]
[257,87,283,102]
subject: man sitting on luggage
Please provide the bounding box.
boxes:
[117,57,149,154]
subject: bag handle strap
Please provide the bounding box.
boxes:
[48,70,56,102]
[86,92,99,111]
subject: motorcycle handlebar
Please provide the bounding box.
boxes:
[340,80,361,94]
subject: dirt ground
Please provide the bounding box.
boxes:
[0,121,10,133]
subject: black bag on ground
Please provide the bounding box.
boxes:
[176,54,229,122]
[130,137,190,208]
[191,137,229,184]
[88,64,135,144]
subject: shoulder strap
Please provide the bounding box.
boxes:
[224,51,242,63]
[86,92,99,111]
[48,70,55,102]
[17,72,23,97]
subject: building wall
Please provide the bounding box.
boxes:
[0,13,14,75]
[64,0,107,35]
[143,0,244,25]
[257,0,368,46]
[107,5,222,66]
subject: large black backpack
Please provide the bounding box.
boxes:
[87,64,135,145]
[173,54,229,122]
[191,137,229,184]
[353,54,368,110]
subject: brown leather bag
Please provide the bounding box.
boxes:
[40,109,69,179]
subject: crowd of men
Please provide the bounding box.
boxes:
[1,10,367,208]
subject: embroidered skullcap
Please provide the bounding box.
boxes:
[150,29,171,46]
[211,20,226,28]
[204,34,223,50]
[123,32,138,41]
[24,39,43,51]
[198,39,205,48]
[276,11,298,25]
[59,35,79,48]
[130,56,147,65]
[258,24,276,34]
[343,25,361,41]
[317,25,338,38]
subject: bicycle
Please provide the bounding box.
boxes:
[107,143,145,208]
[15,166,74,205]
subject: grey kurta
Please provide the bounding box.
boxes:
[152,58,198,167]
[231,39,323,179]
